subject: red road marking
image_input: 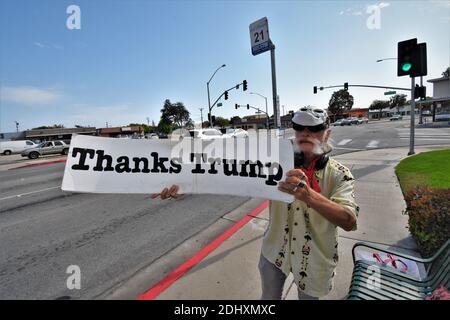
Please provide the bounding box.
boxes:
[137,200,269,300]
[10,159,66,170]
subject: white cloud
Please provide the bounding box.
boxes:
[33,41,63,50]
[1,86,62,105]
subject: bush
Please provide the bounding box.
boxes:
[404,187,450,257]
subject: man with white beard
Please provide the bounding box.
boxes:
[153,107,359,300]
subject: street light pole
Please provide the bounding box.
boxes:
[207,64,226,127]
[250,92,269,129]
[376,57,397,63]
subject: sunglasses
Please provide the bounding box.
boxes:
[292,122,328,132]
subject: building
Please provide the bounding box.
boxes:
[22,127,96,143]
[326,108,369,122]
[426,75,450,121]
[0,131,25,142]
[96,125,145,138]
[368,105,419,119]
[231,113,294,130]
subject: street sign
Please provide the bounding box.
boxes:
[217,102,223,107]
[249,17,270,56]
[384,91,396,95]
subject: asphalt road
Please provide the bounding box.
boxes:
[0,163,249,299]
[1,118,449,299]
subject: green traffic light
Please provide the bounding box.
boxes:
[402,63,412,72]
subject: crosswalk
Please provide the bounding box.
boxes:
[396,128,450,142]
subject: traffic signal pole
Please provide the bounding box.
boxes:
[409,76,416,155]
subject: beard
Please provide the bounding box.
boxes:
[295,137,331,155]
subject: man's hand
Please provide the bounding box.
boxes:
[151,185,183,200]
[278,169,313,203]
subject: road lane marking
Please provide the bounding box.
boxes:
[337,139,352,146]
[366,140,379,148]
[0,186,60,201]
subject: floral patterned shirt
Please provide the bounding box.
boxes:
[261,157,359,298]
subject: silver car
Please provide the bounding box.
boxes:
[21,140,70,159]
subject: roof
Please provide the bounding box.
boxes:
[427,76,450,83]
[25,127,96,138]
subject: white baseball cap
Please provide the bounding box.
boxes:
[292,106,329,127]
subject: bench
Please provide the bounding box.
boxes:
[347,239,449,300]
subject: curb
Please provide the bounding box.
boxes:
[8,159,66,170]
[137,200,269,300]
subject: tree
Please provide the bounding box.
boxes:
[328,89,354,116]
[202,121,210,128]
[389,94,407,114]
[230,116,241,126]
[157,119,172,134]
[369,100,390,119]
[214,117,230,128]
[442,67,450,78]
[160,99,192,128]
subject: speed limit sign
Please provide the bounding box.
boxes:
[249,17,271,56]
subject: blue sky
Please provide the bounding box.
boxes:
[0,0,449,132]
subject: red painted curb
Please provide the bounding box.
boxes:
[137,200,269,300]
[9,159,66,170]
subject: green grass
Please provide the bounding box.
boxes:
[395,149,450,192]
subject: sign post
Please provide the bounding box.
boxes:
[250,17,280,128]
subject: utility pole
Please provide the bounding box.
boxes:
[199,108,204,128]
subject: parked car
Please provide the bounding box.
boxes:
[332,119,344,126]
[360,117,369,124]
[157,132,168,139]
[226,128,248,138]
[349,117,360,125]
[21,140,69,159]
[341,118,352,126]
[390,115,403,121]
[0,140,37,155]
[145,133,159,139]
[189,128,231,140]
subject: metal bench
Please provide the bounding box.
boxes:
[347,239,450,300]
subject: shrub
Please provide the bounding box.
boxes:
[404,187,450,257]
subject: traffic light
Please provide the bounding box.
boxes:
[235,103,238,109]
[398,38,417,76]
[211,115,216,126]
[247,104,250,110]
[224,91,228,100]
[313,86,317,94]
[412,42,427,77]
[414,85,426,100]
[397,39,427,77]
[344,82,348,90]
[243,80,248,91]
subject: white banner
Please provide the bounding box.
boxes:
[61,135,295,202]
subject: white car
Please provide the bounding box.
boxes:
[226,128,248,138]
[189,128,231,140]
[0,140,37,155]
[145,133,159,139]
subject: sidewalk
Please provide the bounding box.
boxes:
[0,154,67,171]
[141,146,447,300]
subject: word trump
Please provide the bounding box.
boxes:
[70,148,283,186]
